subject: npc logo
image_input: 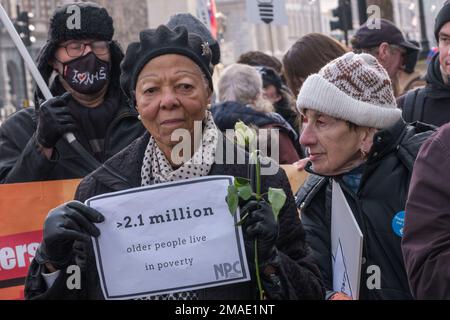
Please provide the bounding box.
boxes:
[213,261,242,280]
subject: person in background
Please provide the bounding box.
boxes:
[282,33,348,98]
[25,25,325,300]
[397,1,450,126]
[256,66,299,135]
[283,33,348,168]
[237,51,302,157]
[211,63,300,164]
[237,51,283,75]
[402,122,450,299]
[351,19,420,97]
[295,52,435,300]
[0,2,144,183]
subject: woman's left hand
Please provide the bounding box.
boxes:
[240,200,279,265]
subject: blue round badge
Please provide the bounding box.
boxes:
[392,211,405,237]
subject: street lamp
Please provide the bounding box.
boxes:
[13,5,35,107]
[417,0,430,59]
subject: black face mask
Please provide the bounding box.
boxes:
[61,52,110,94]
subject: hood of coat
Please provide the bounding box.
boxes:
[425,52,450,99]
[211,101,298,140]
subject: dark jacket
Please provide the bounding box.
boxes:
[398,53,450,127]
[0,37,144,184]
[211,101,300,164]
[402,122,450,299]
[0,96,144,183]
[295,120,435,300]
[25,132,325,300]
[274,86,299,134]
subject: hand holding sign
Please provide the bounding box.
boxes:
[38,201,104,270]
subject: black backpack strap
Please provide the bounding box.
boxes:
[396,123,436,173]
[412,88,426,122]
[402,88,419,123]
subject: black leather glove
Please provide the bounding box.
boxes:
[36,92,76,148]
[38,201,104,269]
[241,200,279,266]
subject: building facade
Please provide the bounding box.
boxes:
[216,0,323,65]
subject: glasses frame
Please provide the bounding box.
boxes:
[58,40,111,58]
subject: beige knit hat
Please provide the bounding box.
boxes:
[296,52,402,129]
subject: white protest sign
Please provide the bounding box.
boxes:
[245,0,288,25]
[87,176,250,300]
[331,180,363,299]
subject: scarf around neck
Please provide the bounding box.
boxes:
[141,111,219,186]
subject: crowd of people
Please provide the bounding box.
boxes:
[1,0,450,300]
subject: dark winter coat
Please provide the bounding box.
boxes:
[274,87,299,134]
[25,132,325,300]
[211,101,300,164]
[295,120,435,300]
[398,53,450,127]
[0,38,145,183]
[0,94,144,183]
[402,122,450,299]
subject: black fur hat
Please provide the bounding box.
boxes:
[34,2,123,105]
[48,2,113,44]
[120,25,214,106]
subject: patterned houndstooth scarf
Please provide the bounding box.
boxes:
[141,111,218,186]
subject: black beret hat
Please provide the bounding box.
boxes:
[48,2,114,44]
[435,0,450,42]
[166,13,221,65]
[120,25,214,105]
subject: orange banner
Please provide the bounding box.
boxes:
[0,179,80,300]
[0,169,306,300]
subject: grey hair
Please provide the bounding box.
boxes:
[192,63,212,96]
[218,63,273,113]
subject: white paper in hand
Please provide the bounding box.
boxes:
[86,176,250,300]
[331,180,363,299]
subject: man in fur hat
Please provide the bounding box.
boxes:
[0,2,144,183]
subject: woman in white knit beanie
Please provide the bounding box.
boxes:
[295,52,436,300]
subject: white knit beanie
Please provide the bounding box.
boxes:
[296,52,402,129]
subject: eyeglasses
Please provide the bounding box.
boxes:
[59,40,110,58]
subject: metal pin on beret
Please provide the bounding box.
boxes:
[166,13,221,66]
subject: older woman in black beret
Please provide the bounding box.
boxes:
[25,25,324,300]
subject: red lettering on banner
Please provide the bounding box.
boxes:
[0,230,42,281]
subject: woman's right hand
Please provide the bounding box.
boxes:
[38,201,104,270]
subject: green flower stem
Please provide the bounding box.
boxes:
[254,239,265,300]
[235,212,249,226]
[255,151,261,200]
